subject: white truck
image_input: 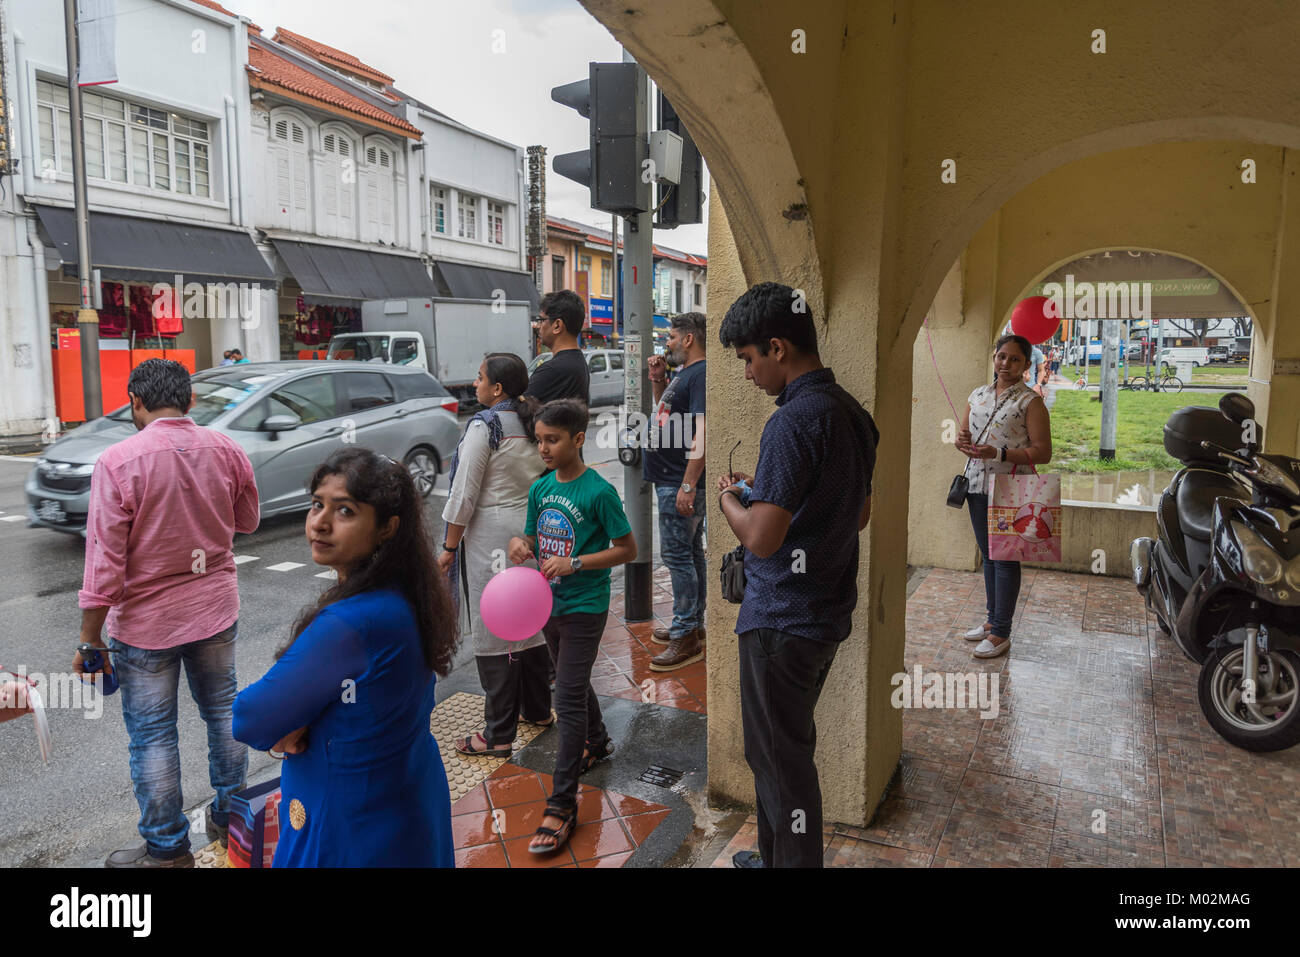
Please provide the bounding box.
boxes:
[326,297,533,402]
[1157,346,1211,369]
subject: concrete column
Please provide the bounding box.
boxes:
[908,248,992,572]
[703,190,771,810]
[1255,149,1300,458]
[244,285,281,363]
[0,212,51,437]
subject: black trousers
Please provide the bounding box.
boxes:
[475,644,553,746]
[739,628,838,868]
[542,610,609,813]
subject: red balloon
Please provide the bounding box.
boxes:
[1009,296,1061,344]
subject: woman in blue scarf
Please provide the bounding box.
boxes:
[438,354,552,757]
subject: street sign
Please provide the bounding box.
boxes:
[624,333,642,408]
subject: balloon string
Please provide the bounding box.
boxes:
[924,314,961,421]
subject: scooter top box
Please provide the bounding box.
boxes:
[1163,405,1258,465]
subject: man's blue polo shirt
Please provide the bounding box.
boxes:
[736,368,878,643]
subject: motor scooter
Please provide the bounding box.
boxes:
[1132,393,1300,750]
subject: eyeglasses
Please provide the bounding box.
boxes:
[728,439,741,479]
[531,314,560,325]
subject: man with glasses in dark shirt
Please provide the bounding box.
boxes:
[525,290,590,406]
[716,282,879,868]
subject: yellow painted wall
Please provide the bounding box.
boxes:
[582,0,1300,826]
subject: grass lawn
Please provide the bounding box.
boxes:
[1049,389,1206,472]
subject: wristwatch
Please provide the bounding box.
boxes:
[680,483,693,493]
[570,555,584,572]
[998,447,1007,463]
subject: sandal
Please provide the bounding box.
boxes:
[578,736,615,775]
[519,712,556,728]
[454,732,511,758]
[529,804,577,854]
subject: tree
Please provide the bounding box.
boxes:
[1166,317,1209,345]
[1232,316,1253,339]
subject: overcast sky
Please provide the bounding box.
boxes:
[232,0,709,256]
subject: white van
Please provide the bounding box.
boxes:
[1158,347,1210,369]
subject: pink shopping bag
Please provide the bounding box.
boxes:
[987,469,1061,563]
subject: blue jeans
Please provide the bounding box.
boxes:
[656,483,707,638]
[965,493,1021,638]
[109,623,248,858]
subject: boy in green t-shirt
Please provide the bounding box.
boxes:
[509,399,636,855]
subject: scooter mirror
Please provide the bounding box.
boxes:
[1218,392,1254,425]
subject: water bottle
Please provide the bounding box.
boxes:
[78,643,119,696]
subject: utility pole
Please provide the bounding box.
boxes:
[619,50,653,622]
[610,214,619,346]
[1099,319,1120,459]
[63,0,101,419]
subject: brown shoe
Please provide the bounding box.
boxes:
[649,630,705,671]
[105,844,195,868]
[651,626,704,646]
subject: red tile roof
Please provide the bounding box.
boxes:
[272,27,394,86]
[248,43,420,138]
[546,216,706,266]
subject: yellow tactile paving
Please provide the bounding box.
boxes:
[432,691,548,801]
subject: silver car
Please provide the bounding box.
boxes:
[528,348,626,407]
[25,361,462,536]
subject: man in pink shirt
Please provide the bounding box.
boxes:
[74,359,259,868]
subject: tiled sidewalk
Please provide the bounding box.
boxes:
[712,566,1300,867]
[445,564,702,867]
[449,763,671,867]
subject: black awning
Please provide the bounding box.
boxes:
[433,261,540,311]
[32,204,275,286]
[272,239,438,306]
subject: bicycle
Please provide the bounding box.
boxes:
[1123,373,1182,393]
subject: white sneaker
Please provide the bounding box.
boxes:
[973,637,1011,659]
[963,623,991,641]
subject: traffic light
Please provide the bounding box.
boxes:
[551,62,650,216]
[656,92,702,228]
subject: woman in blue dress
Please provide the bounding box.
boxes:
[233,448,458,867]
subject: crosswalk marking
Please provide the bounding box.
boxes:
[0,515,25,522]
[267,561,305,572]
[315,569,338,579]
[233,555,259,565]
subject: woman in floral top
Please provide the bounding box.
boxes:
[955,333,1053,659]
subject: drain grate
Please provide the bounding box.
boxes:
[639,765,684,788]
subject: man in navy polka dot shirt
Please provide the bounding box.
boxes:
[716,281,878,869]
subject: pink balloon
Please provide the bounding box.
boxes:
[480,566,553,642]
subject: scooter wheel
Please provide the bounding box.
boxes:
[1198,647,1300,752]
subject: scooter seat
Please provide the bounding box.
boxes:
[1175,469,1248,540]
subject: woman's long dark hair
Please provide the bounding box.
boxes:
[282,447,458,675]
[483,352,540,441]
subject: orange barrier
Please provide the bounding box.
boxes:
[51,344,197,422]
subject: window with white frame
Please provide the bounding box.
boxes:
[362,141,396,244]
[601,259,612,296]
[37,79,210,196]
[431,186,447,234]
[270,114,310,232]
[487,200,506,245]
[694,282,702,307]
[458,192,478,240]
[321,129,356,237]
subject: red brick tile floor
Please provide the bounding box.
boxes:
[452,564,696,867]
[451,763,672,868]
[711,566,1300,867]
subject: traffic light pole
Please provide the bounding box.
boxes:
[621,57,654,622]
[64,0,101,420]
